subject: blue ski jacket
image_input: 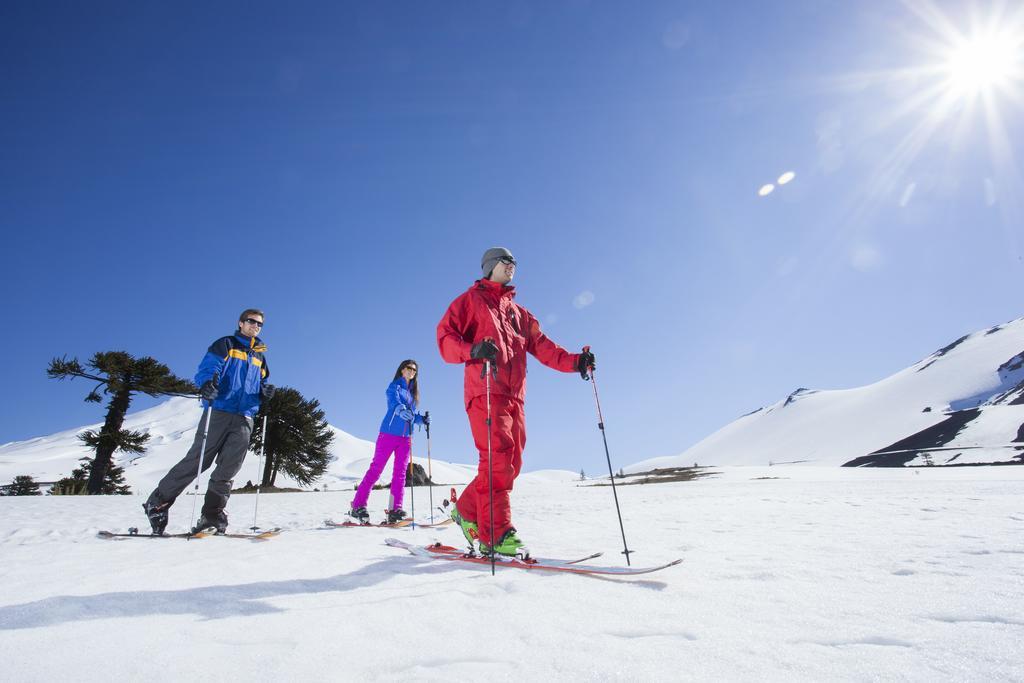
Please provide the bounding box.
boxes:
[195,332,269,418]
[379,377,424,437]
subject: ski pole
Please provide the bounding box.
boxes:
[407,418,416,529]
[188,399,216,539]
[425,411,434,525]
[485,358,495,575]
[583,347,633,565]
[250,412,268,533]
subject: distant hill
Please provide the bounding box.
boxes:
[631,318,1024,470]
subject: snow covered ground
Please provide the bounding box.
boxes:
[2,465,1022,681]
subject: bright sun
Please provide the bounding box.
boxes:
[825,3,1024,231]
[945,32,1020,97]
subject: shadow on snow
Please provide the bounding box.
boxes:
[0,552,670,630]
[0,556,450,630]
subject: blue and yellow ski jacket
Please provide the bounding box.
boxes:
[195,332,269,418]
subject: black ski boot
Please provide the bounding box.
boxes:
[142,501,169,536]
[348,506,370,524]
[386,508,407,525]
[192,511,228,535]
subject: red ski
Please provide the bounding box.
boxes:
[384,538,680,576]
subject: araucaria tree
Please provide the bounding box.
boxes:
[49,457,131,495]
[48,352,196,494]
[251,387,335,487]
[4,475,42,496]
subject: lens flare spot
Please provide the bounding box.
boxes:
[572,291,595,310]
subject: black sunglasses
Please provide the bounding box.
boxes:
[498,256,517,265]
[403,366,418,373]
[243,318,264,327]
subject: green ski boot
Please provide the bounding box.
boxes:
[479,528,529,559]
[450,507,478,549]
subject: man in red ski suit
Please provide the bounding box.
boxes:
[436,247,595,556]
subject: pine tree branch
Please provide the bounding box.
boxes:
[47,357,107,383]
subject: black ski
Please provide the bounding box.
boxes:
[97,527,281,541]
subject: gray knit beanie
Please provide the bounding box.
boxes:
[481,247,515,278]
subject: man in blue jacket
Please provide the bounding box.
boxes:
[143,309,275,535]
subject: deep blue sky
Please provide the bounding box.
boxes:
[2,1,1021,473]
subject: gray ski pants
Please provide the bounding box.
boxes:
[148,409,253,519]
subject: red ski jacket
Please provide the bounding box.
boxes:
[437,279,580,407]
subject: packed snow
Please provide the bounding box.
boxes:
[1,466,1022,681]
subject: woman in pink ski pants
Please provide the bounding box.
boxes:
[348,360,426,524]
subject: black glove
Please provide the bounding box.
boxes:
[260,383,277,402]
[577,348,595,379]
[420,412,430,427]
[199,378,219,401]
[470,340,498,362]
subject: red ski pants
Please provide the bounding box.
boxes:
[455,394,526,545]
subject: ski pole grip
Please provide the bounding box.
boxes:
[581,345,594,378]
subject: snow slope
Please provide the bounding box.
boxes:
[1,466,1022,681]
[634,318,1024,470]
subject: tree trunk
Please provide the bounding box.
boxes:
[270,457,280,487]
[261,450,274,487]
[88,388,132,494]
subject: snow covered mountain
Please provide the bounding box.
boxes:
[632,318,1024,470]
[4,317,1023,489]
[0,397,479,493]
